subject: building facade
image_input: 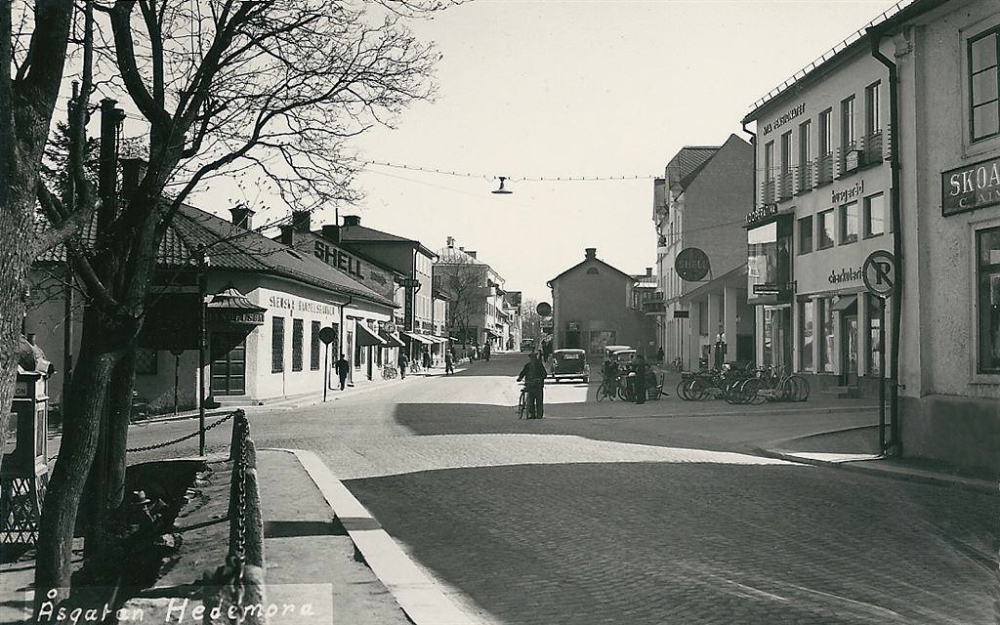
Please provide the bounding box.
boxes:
[876,0,1000,471]
[653,135,755,370]
[548,248,653,355]
[743,35,893,397]
[434,238,508,352]
[28,204,396,415]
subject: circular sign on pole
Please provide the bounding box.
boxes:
[536,302,552,317]
[318,327,337,345]
[863,250,897,298]
[675,248,711,282]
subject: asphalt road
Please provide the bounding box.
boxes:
[121,353,998,625]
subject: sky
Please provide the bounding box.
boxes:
[196,0,904,303]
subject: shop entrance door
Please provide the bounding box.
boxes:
[842,314,858,386]
[211,337,246,396]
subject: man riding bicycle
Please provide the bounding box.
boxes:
[516,352,548,419]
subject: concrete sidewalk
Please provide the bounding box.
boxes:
[758,424,998,493]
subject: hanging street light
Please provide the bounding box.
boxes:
[492,176,512,195]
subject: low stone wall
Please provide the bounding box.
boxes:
[900,395,1000,475]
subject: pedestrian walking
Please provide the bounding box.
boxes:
[484,342,491,362]
[445,350,454,375]
[398,351,409,379]
[516,352,548,419]
[632,353,648,404]
[422,349,431,370]
[656,346,664,365]
[335,353,350,390]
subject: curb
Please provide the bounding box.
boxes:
[754,447,997,493]
[552,404,879,421]
[269,448,487,625]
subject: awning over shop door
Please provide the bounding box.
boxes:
[401,331,433,344]
[380,331,405,347]
[356,323,386,347]
[830,294,858,313]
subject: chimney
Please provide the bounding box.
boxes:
[291,210,311,233]
[467,251,477,259]
[645,267,652,277]
[321,224,341,244]
[446,236,455,248]
[229,205,254,229]
[585,247,597,260]
[121,158,147,202]
[278,224,294,246]
[343,215,361,227]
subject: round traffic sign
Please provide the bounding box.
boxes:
[318,326,337,345]
[536,302,552,317]
[863,250,896,297]
[675,248,710,282]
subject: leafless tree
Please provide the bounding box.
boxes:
[32,0,453,602]
[437,253,486,347]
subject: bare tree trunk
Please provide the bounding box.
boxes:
[35,305,120,607]
[0,207,33,471]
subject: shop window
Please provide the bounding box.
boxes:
[798,217,813,254]
[136,348,157,375]
[864,193,884,238]
[867,294,884,376]
[970,28,1000,142]
[817,209,835,249]
[977,226,1000,373]
[310,320,321,371]
[272,317,284,373]
[762,308,774,366]
[292,319,304,372]
[799,300,814,371]
[819,298,835,373]
[840,201,858,244]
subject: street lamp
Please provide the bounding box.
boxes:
[492,176,512,195]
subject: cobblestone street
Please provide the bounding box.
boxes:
[120,354,998,624]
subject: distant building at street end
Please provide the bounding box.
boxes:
[652,135,754,370]
[547,248,655,356]
[433,238,512,352]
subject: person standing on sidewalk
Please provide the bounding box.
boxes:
[422,348,431,370]
[484,342,491,362]
[398,351,409,379]
[445,350,455,375]
[632,353,649,404]
[335,353,350,390]
[516,352,547,419]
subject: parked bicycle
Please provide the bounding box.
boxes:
[595,374,617,402]
[382,364,398,380]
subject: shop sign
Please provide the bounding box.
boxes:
[675,248,711,282]
[828,266,862,285]
[753,282,796,295]
[673,310,689,318]
[269,295,337,317]
[760,102,805,136]
[313,240,365,279]
[831,180,864,205]
[746,203,780,227]
[942,156,1000,216]
[207,309,265,325]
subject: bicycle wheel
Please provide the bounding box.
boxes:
[518,392,526,419]
[596,383,609,402]
[741,378,767,405]
[790,375,810,402]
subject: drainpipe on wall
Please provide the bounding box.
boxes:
[741,120,758,369]
[870,25,903,456]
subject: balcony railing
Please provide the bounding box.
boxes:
[796,160,813,194]
[760,179,776,205]
[778,171,793,201]
[862,130,883,165]
[837,142,860,178]
[816,153,834,186]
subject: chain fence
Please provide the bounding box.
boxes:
[46,409,241,462]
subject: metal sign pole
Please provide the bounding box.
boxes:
[323,342,329,403]
[878,298,886,453]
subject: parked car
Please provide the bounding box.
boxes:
[610,348,637,369]
[550,348,590,383]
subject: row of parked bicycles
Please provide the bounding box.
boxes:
[677,364,810,404]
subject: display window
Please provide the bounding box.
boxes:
[977,226,1000,373]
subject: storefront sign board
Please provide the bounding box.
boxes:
[942,156,1000,216]
[675,248,711,282]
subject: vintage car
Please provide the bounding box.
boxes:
[521,338,535,352]
[550,348,590,383]
[610,348,637,368]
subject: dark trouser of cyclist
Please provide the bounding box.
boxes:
[634,377,646,404]
[527,384,544,418]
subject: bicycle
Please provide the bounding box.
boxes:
[382,364,398,380]
[409,361,422,374]
[595,374,617,402]
[517,385,528,419]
